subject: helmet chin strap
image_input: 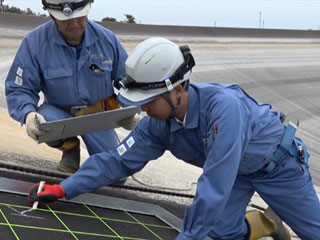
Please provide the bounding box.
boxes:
[161,81,189,118]
[162,91,180,118]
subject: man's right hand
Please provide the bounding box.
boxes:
[28,183,65,206]
[25,112,46,141]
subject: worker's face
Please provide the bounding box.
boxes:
[54,16,87,45]
[141,95,173,120]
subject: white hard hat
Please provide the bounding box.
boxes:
[42,0,92,21]
[119,37,195,106]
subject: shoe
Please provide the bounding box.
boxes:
[58,138,80,174]
[264,207,291,240]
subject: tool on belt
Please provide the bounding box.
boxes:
[64,95,121,117]
[264,121,309,173]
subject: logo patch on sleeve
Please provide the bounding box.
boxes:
[117,144,127,156]
[16,67,23,77]
[126,136,135,148]
[15,76,23,86]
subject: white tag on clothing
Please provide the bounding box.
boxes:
[117,144,127,156]
[17,67,23,77]
[126,136,135,148]
[15,76,23,86]
[102,59,112,65]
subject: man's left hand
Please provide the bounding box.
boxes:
[118,114,141,130]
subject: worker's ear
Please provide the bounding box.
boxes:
[173,85,184,98]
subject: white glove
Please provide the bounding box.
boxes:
[25,112,47,141]
[118,114,141,131]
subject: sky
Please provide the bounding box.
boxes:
[5,0,320,30]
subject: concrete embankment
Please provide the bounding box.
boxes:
[1,13,320,42]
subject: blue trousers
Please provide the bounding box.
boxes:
[208,154,320,240]
[38,104,119,155]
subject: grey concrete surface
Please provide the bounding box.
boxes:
[1,15,320,240]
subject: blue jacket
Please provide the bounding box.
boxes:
[61,83,284,239]
[5,19,127,125]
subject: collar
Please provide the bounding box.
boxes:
[174,113,186,126]
[51,19,97,47]
[169,85,200,132]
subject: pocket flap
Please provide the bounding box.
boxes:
[44,68,73,79]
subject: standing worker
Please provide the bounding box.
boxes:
[5,0,139,174]
[29,37,320,239]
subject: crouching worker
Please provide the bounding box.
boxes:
[28,37,320,239]
[5,0,139,174]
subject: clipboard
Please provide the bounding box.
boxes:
[38,106,139,143]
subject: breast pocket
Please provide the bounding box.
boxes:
[43,67,74,105]
[86,62,113,99]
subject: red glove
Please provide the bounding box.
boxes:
[28,183,65,206]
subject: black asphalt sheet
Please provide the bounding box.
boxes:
[0,192,179,239]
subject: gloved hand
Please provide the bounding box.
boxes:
[117,114,141,130]
[28,183,65,205]
[25,112,47,141]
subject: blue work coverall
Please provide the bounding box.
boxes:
[5,19,128,154]
[61,83,320,239]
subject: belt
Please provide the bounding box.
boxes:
[64,96,121,117]
[263,121,297,173]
